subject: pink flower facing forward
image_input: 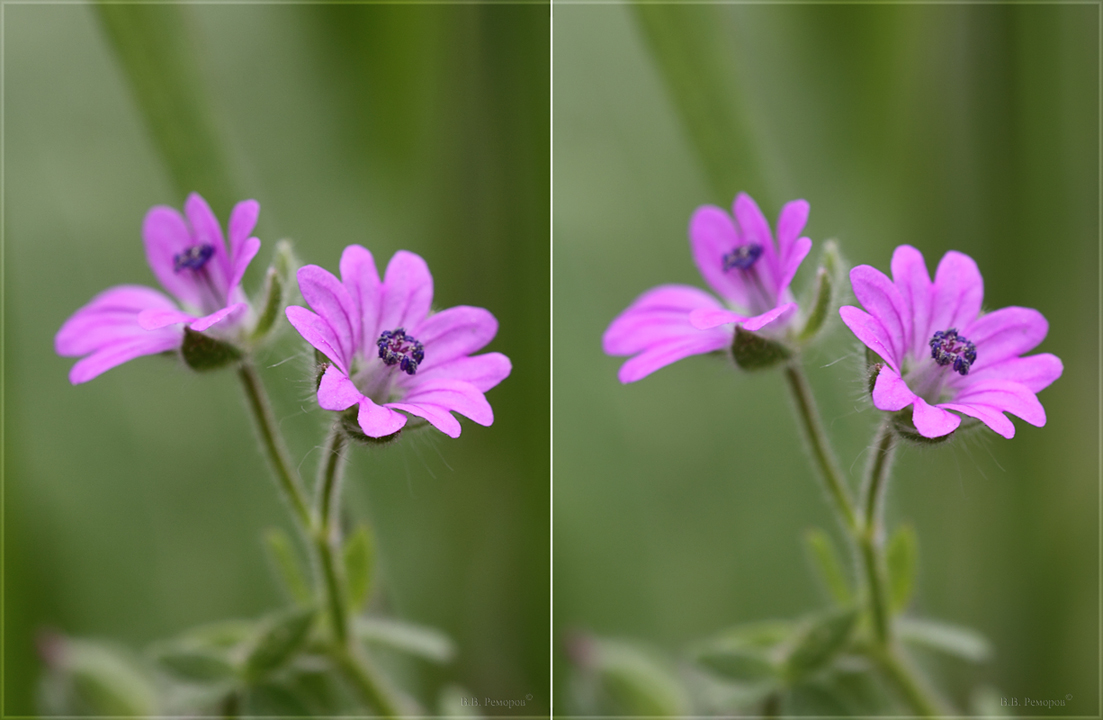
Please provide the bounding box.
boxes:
[840,245,1063,439]
[55,193,262,384]
[604,193,813,383]
[285,246,511,439]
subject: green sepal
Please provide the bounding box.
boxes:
[250,240,297,342]
[343,525,375,611]
[732,327,791,370]
[354,616,456,664]
[896,617,991,663]
[264,528,313,606]
[338,406,403,446]
[804,528,852,606]
[243,606,317,681]
[182,327,242,371]
[797,268,832,342]
[886,524,918,613]
[891,406,955,445]
[782,607,859,682]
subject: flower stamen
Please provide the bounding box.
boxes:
[929,328,977,376]
[377,328,425,375]
[722,243,763,272]
[173,244,216,273]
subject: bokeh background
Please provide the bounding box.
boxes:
[5,4,548,714]
[554,3,1098,714]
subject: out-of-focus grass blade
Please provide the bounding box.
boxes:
[95,4,239,215]
[633,5,769,204]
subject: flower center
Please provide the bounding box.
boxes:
[173,244,215,273]
[377,328,425,375]
[722,243,763,272]
[929,328,977,376]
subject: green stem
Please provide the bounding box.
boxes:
[332,645,405,717]
[874,645,945,717]
[783,361,858,533]
[860,420,896,646]
[316,426,350,646]
[237,361,311,530]
[862,419,896,530]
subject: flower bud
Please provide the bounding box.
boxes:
[251,240,298,342]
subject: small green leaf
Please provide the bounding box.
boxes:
[343,526,375,611]
[696,646,777,682]
[783,608,859,681]
[587,639,690,717]
[182,327,241,371]
[39,637,158,717]
[264,528,312,606]
[798,268,832,342]
[897,617,992,663]
[804,528,852,605]
[244,683,314,717]
[243,607,316,681]
[181,620,256,650]
[708,620,794,649]
[887,524,918,613]
[732,327,791,370]
[783,682,850,716]
[355,616,456,664]
[154,647,236,683]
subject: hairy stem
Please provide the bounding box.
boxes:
[316,426,349,645]
[861,420,896,645]
[783,361,858,533]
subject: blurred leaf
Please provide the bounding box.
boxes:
[244,607,317,681]
[154,647,237,684]
[783,682,850,716]
[783,607,859,681]
[37,637,157,717]
[897,617,992,663]
[264,528,313,606]
[971,686,1012,717]
[887,523,918,612]
[804,528,852,605]
[571,637,690,717]
[343,525,375,612]
[438,683,485,718]
[182,620,256,650]
[244,683,313,717]
[708,620,795,649]
[695,646,778,683]
[354,616,455,664]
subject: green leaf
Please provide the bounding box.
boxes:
[708,620,795,649]
[243,607,317,681]
[732,327,791,370]
[887,524,918,612]
[181,328,242,372]
[354,616,456,664]
[782,607,859,681]
[181,620,256,650]
[154,647,237,684]
[244,683,314,717]
[586,639,690,717]
[343,525,375,612]
[39,637,158,717]
[264,528,313,606]
[783,682,850,716]
[804,528,851,605]
[897,617,992,663]
[696,647,778,682]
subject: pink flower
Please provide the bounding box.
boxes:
[603,193,813,383]
[285,246,511,439]
[55,194,262,384]
[840,245,1063,439]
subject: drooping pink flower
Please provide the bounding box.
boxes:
[285,246,511,439]
[55,193,262,384]
[840,245,1063,439]
[603,193,813,383]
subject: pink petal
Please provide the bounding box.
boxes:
[317,365,364,411]
[734,193,779,293]
[138,308,197,330]
[297,265,360,362]
[416,352,512,393]
[339,245,382,348]
[850,265,908,362]
[604,284,724,356]
[961,306,1049,369]
[929,250,983,334]
[742,302,797,332]
[228,199,260,258]
[184,193,232,291]
[357,397,408,438]
[890,245,933,357]
[689,307,747,330]
[189,302,247,332]
[838,306,900,372]
[939,402,1016,439]
[228,236,261,299]
[285,306,350,373]
[379,250,433,333]
[386,401,463,438]
[871,366,917,412]
[143,205,206,309]
[775,199,809,262]
[689,206,753,307]
[402,379,494,426]
[778,236,812,294]
[616,333,731,384]
[56,285,178,356]
[964,353,1063,393]
[953,379,1046,427]
[911,396,961,438]
[411,306,498,372]
[68,334,181,385]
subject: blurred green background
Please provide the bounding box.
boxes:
[6,3,548,714]
[554,3,1097,714]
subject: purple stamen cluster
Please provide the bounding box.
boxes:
[173,244,215,273]
[930,328,977,376]
[377,328,425,375]
[722,243,763,272]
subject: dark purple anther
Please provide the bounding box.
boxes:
[377,328,425,375]
[722,243,763,272]
[173,244,215,273]
[929,328,977,376]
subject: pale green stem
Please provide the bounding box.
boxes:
[860,420,896,646]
